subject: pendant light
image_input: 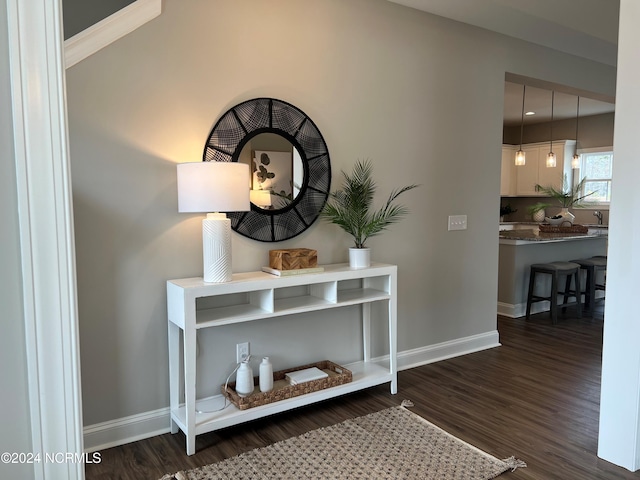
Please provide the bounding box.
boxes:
[571,96,581,169]
[546,91,557,168]
[515,85,526,166]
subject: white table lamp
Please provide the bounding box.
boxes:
[177,161,250,283]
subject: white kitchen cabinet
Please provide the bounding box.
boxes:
[536,140,575,191]
[514,144,542,196]
[500,145,517,196]
[510,140,575,196]
[167,263,398,455]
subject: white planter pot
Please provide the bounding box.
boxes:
[349,248,371,269]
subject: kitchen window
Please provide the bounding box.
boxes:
[578,147,613,205]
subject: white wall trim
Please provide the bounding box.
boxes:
[7,0,84,478]
[84,408,171,453]
[598,0,640,471]
[83,332,500,452]
[498,301,546,319]
[64,0,162,69]
[393,330,501,371]
[498,293,604,319]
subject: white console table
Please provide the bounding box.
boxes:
[167,262,397,455]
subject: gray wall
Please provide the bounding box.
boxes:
[63,0,135,38]
[65,0,616,426]
[0,4,34,479]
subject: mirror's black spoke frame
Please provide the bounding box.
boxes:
[203,98,331,242]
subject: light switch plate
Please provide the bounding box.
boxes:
[448,215,467,231]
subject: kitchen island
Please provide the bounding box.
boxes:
[498,228,607,318]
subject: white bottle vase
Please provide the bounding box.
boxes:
[259,357,273,392]
[235,360,254,397]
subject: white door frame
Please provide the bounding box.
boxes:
[6,1,84,479]
[597,0,640,471]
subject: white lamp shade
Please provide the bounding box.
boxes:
[177,161,250,213]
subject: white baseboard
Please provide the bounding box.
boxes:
[391,330,501,371]
[498,291,605,318]
[83,330,501,452]
[83,407,170,453]
[64,0,162,69]
[497,301,547,318]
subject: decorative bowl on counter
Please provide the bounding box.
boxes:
[545,216,566,226]
[545,208,576,226]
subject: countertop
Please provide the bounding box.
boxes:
[499,228,607,245]
[499,221,609,229]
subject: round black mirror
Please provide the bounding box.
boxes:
[203,98,331,242]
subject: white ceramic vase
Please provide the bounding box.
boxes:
[558,207,575,225]
[349,247,371,269]
[235,360,254,397]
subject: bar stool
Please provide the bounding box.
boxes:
[570,256,607,317]
[526,261,582,324]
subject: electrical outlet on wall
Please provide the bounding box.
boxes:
[236,342,250,363]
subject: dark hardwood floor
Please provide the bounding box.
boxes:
[86,304,640,479]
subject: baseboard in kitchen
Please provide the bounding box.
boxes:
[498,292,604,319]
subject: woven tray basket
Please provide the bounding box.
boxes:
[539,223,588,234]
[222,360,352,410]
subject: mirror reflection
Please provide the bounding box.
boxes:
[238,133,304,211]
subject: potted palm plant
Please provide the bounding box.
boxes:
[535,175,594,225]
[321,160,418,268]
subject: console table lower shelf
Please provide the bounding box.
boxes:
[170,361,392,437]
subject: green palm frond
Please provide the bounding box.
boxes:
[535,175,594,208]
[321,159,419,248]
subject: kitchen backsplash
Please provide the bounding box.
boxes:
[500,197,609,225]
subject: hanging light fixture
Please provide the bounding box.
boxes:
[546,91,557,168]
[571,96,581,169]
[515,85,526,166]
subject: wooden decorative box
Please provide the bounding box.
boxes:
[222,360,352,410]
[269,248,318,270]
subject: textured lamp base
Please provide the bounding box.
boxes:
[202,213,232,283]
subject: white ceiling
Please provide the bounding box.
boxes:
[387,0,619,125]
[503,82,615,127]
[387,0,619,66]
